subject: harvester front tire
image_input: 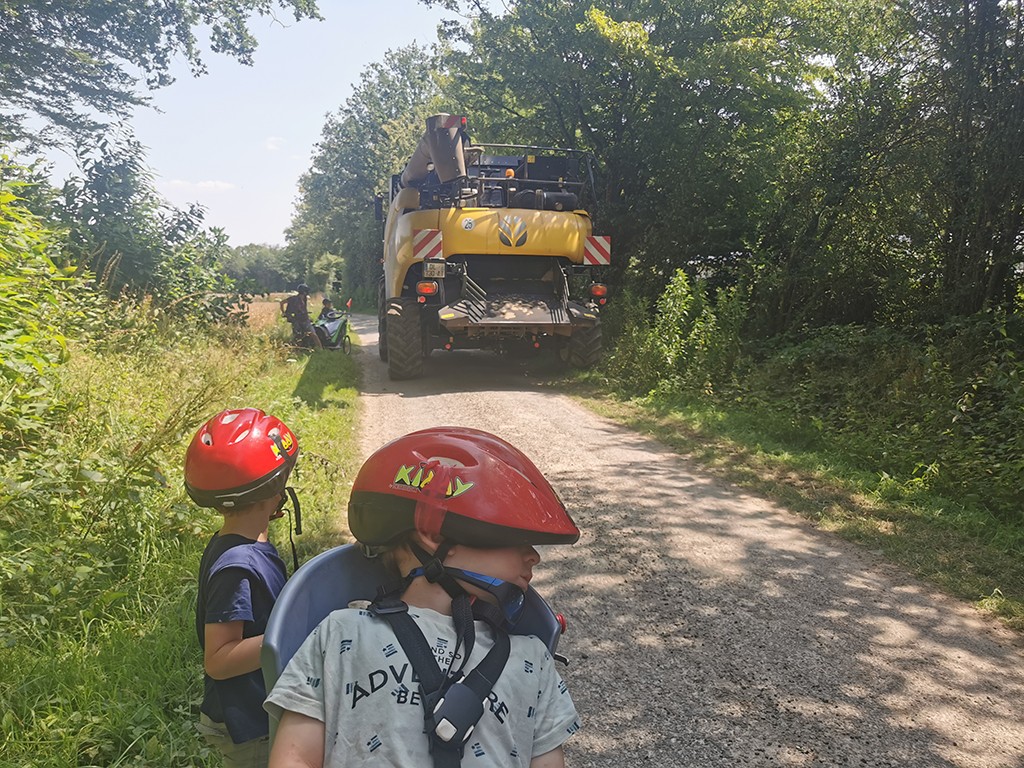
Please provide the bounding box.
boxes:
[568,321,603,369]
[386,297,424,380]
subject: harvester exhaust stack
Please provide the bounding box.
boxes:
[400,114,467,188]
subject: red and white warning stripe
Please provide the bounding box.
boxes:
[583,235,611,265]
[413,229,443,261]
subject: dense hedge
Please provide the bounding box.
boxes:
[609,273,1024,527]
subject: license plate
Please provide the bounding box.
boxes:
[422,260,446,278]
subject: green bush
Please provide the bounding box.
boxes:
[0,166,76,454]
[0,327,277,766]
[607,270,746,398]
[739,314,1024,523]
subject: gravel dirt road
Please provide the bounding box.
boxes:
[349,315,1024,768]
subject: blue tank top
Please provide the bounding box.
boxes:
[196,534,287,743]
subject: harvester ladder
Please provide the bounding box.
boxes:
[458,273,488,323]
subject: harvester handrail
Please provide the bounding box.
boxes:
[470,142,591,156]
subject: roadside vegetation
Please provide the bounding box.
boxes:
[2,0,1023,763]
[1,161,358,766]
[592,271,1024,627]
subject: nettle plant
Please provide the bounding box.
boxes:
[0,167,75,454]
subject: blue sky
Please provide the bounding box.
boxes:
[75,2,459,247]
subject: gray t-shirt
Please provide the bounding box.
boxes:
[265,605,580,767]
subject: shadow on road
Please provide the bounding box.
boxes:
[346,312,1024,767]
[540,440,1024,767]
[347,313,571,399]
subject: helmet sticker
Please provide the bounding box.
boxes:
[393,464,475,499]
[270,431,295,459]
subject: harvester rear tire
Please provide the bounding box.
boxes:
[377,280,389,362]
[568,321,603,369]
[386,297,424,380]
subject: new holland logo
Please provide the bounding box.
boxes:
[498,215,528,247]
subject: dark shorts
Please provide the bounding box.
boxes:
[197,713,269,768]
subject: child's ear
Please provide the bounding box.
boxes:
[412,530,446,554]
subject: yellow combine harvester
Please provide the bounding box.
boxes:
[377,114,611,380]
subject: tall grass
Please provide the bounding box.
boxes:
[1,302,360,766]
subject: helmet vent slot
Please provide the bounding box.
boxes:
[427,455,465,468]
[231,429,251,444]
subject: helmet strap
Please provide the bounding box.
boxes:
[408,540,476,662]
[410,540,463,596]
[280,486,302,572]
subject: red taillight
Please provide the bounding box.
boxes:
[590,283,608,298]
[555,613,567,634]
[416,281,439,296]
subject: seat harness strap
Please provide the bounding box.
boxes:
[370,575,511,766]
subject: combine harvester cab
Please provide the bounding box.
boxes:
[378,114,611,380]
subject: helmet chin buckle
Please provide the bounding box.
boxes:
[422,557,447,583]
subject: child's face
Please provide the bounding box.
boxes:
[447,543,541,593]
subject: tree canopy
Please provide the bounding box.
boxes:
[0,0,321,146]
[299,0,1022,328]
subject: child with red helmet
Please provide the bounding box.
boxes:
[265,427,581,768]
[186,408,300,768]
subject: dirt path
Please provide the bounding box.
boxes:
[349,315,1024,768]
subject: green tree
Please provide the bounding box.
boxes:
[751,0,1023,331]
[222,242,299,293]
[289,43,442,303]
[57,127,203,294]
[0,0,321,146]
[0,160,75,453]
[916,0,1024,315]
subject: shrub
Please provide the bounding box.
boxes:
[739,314,1024,522]
[0,163,80,452]
[608,271,747,398]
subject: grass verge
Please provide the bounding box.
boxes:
[1,313,361,767]
[569,376,1024,630]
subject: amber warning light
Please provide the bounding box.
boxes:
[590,283,609,305]
[416,281,439,303]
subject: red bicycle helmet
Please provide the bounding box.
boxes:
[348,426,579,548]
[184,408,298,509]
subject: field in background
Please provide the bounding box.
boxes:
[247,293,329,333]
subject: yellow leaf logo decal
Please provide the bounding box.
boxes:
[498,215,528,247]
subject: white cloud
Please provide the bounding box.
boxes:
[264,136,286,152]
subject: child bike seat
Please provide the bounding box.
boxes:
[261,543,565,741]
